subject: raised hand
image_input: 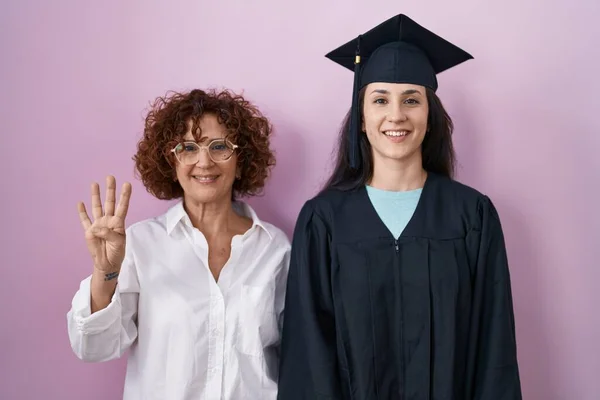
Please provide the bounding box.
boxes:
[78,175,132,277]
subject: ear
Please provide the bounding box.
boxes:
[361,120,366,133]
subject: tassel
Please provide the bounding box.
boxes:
[348,35,362,169]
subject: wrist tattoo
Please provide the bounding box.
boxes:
[104,271,119,281]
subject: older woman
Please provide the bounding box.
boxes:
[67,89,290,400]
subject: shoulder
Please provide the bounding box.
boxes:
[246,214,291,275]
[119,213,171,266]
[237,201,291,251]
[305,187,356,216]
[431,173,487,203]
[293,187,354,227]
[428,173,499,228]
[259,220,292,250]
[291,187,371,241]
[123,205,175,242]
[125,216,165,237]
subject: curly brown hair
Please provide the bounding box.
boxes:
[133,88,275,200]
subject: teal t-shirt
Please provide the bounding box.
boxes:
[365,185,423,239]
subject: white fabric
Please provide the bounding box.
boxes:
[66,201,291,400]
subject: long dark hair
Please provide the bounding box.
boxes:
[322,87,456,192]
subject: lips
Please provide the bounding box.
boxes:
[192,175,219,183]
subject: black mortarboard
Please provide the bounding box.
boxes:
[325,14,473,169]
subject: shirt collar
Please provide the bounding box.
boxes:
[165,201,189,235]
[165,200,272,240]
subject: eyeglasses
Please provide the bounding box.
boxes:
[170,138,239,165]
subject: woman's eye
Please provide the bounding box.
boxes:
[404,98,420,105]
[374,98,387,104]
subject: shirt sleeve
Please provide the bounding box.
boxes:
[277,201,343,399]
[275,245,291,337]
[66,243,140,362]
[467,196,523,399]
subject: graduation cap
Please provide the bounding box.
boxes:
[325,14,473,169]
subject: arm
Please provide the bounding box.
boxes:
[90,268,119,313]
[277,202,342,400]
[468,197,523,399]
[66,241,139,362]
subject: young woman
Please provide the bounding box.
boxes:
[278,14,522,399]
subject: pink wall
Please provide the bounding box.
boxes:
[1,1,599,399]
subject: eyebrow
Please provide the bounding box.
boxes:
[182,137,225,143]
[370,89,423,96]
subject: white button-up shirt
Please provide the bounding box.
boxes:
[66,201,291,400]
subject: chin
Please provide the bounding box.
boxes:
[381,148,421,162]
[184,188,230,205]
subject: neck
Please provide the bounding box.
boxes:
[183,196,237,238]
[369,152,427,191]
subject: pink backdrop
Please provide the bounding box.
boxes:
[1,1,599,399]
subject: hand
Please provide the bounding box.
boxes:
[78,176,132,275]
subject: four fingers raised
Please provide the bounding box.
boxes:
[79,177,132,230]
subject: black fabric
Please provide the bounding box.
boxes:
[325,14,473,91]
[278,173,522,399]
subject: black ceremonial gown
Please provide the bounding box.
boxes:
[277,173,522,400]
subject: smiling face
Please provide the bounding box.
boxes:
[362,82,429,166]
[174,113,238,206]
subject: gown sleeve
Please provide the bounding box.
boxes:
[277,201,343,400]
[468,196,523,399]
